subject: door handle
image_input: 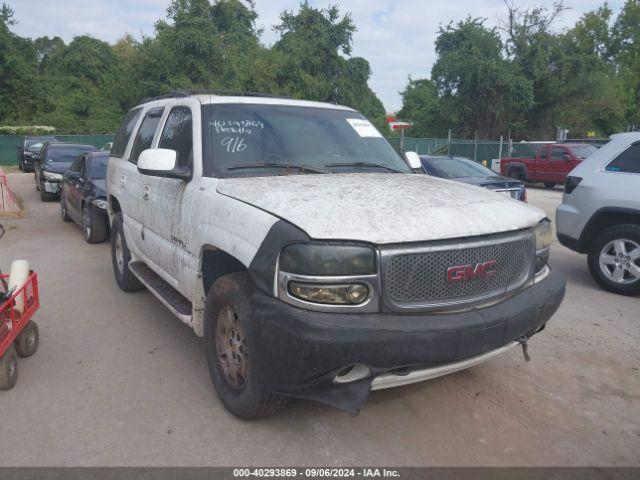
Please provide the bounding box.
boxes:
[120,175,126,187]
[142,185,151,201]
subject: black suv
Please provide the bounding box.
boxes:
[35,142,98,201]
[17,136,56,172]
[60,151,110,243]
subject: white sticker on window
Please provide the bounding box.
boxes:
[346,118,383,138]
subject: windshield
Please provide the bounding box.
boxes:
[426,156,496,178]
[26,138,53,148]
[27,143,43,152]
[570,145,597,159]
[201,104,410,177]
[46,146,96,163]
[87,155,108,179]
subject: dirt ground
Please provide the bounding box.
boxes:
[0,173,638,467]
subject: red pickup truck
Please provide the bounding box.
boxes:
[501,143,598,188]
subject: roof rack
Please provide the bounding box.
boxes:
[140,89,293,104]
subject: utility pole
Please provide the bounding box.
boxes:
[447,129,451,156]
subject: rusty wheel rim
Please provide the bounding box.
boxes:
[215,306,248,389]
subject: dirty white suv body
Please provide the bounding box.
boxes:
[107,92,565,418]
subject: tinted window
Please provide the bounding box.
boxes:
[111,108,142,158]
[159,106,193,170]
[46,145,97,163]
[606,144,640,174]
[425,157,496,178]
[87,154,109,179]
[551,147,567,160]
[69,156,84,173]
[201,104,408,178]
[570,145,597,159]
[130,108,164,164]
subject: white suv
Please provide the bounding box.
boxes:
[557,133,640,296]
[107,91,565,418]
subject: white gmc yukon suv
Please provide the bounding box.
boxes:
[107,91,565,418]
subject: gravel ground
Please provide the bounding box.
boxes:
[0,173,638,466]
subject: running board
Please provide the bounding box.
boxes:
[129,261,192,324]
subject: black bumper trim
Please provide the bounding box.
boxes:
[251,270,566,413]
[557,233,582,252]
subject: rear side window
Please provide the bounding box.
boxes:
[130,107,164,164]
[111,108,142,158]
[159,106,193,170]
[606,144,640,174]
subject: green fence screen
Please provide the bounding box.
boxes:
[0,134,115,166]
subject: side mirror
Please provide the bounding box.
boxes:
[563,154,572,162]
[403,151,422,170]
[137,149,188,180]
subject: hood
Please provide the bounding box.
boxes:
[453,176,524,189]
[43,161,71,174]
[217,173,545,244]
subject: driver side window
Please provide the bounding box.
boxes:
[551,147,566,161]
[69,155,84,173]
[159,106,193,171]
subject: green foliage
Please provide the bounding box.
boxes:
[0,0,385,134]
[400,1,639,139]
[0,125,54,135]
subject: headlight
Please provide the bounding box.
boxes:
[92,199,108,210]
[288,282,369,305]
[534,219,552,275]
[42,171,63,181]
[279,243,376,276]
[278,243,378,309]
[534,219,552,251]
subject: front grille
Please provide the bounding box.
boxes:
[382,232,534,309]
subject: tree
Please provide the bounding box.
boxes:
[397,79,451,137]
[431,17,533,137]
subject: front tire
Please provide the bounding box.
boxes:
[82,204,108,244]
[110,213,143,292]
[587,224,640,296]
[0,346,18,391]
[15,321,39,358]
[204,272,289,419]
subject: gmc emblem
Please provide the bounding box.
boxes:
[447,260,498,283]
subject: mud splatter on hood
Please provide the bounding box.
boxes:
[217,173,545,244]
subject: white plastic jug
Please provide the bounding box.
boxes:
[8,260,29,316]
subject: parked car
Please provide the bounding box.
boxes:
[60,151,110,243]
[35,142,98,202]
[16,136,56,172]
[421,155,527,202]
[556,132,640,296]
[501,143,598,188]
[106,91,565,419]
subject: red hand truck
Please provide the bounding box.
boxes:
[0,224,40,390]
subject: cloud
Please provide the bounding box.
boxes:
[10,0,624,111]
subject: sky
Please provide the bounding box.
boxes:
[10,0,625,112]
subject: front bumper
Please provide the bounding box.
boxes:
[43,180,61,194]
[22,157,36,170]
[252,270,566,413]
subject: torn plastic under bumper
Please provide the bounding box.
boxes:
[252,269,566,414]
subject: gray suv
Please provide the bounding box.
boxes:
[556,133,640,295]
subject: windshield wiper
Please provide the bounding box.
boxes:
[324,161,403,173]
[227,162,326,174]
